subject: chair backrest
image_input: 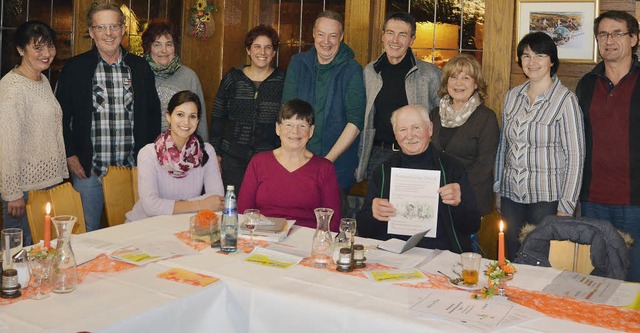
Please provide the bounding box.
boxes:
[548,240,595,275]
[26,182,87,244]
[102,166,137,227]
[514,216,629,280]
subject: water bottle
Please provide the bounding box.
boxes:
[220,185,238,252]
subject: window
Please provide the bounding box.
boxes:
[0,0,73,87]
[386,0,485,67]
[258,0,346,69]
[0,0,181,87]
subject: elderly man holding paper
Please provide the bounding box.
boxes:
[356,105,480,253]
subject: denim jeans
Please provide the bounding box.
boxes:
[1,192,32,246]
[582,201,640,282]
[500,197,558,261]
[71,172,104,232]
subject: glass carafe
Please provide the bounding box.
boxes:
[311,208,334,268]
[51,215,78,293]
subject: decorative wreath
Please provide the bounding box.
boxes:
[190,0,217,39]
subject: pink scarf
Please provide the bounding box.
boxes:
[154,130,203,178]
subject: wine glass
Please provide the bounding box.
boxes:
[243,209,260,246]
[339,218,357,246]
[27,254,54,300]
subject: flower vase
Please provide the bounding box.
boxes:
[51,215,78,293]
[311,208,334,268]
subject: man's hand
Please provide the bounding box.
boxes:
[438,183,461,206]
[372,198,397,221]
[67,156,87,179]
[7,197,25,218]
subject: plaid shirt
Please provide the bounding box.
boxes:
[91,54,136,177]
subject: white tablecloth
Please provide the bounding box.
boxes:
[0,214,636,333]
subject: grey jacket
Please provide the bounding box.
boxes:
[355,51,441,182]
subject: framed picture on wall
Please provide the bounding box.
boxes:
[516,0,600,63]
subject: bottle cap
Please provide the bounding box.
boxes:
[226,185,235,191]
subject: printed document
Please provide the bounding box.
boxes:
[389,167,440,237]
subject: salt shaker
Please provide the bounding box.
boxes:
[12,249,30,289]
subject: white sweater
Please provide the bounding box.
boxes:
[0,70,69,201]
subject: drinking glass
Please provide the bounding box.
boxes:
[243,209,260,246]
[339,218,357,246]
[27,254,53,299]
[460,252,481,286]
[2,228,23,270]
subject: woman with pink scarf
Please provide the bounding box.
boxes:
[126,91,224,222]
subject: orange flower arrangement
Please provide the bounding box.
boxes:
[194,209,218,229]
[473,260,517,300]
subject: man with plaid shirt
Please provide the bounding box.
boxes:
[56,3,160,231]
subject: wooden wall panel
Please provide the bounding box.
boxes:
[483,0,515,117]
[344,0,372,66]
[181,0,223,129]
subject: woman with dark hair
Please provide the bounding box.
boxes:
[126,91,224,222]
[0,21,68,245]
[210,24,285,194]
[494,32,585,259]
[238,99,341,232]
[141,19,208,138]
[430,54,499,216]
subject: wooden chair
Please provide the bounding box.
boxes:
[102,166,137,227]
[26,182,87,244]
[549,240,595,275]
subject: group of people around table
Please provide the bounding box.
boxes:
[0,3,638,282]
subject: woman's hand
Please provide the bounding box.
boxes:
[438,183,461,206]
[372,198,396,221]
[7,197,26,218]
[201,195,224,212]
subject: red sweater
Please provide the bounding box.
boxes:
[238,151,342,232]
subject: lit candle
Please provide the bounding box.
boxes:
[498,220,505,267]
[44,203,52,249]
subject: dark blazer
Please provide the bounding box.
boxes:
[431,104,499,215]
[56,46,161,176]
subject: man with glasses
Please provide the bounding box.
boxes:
[356,12,441,183]
[56,3,160,231]
[576,10,640,282]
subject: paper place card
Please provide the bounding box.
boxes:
[109,247,170,266]
[366,268,428,283]
[157,268,219,287]
[244,246,303,269]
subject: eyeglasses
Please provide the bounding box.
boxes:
[520,54,549,61]
[281,122,311,132]
[596,31,631,41]
[90,24,123,33]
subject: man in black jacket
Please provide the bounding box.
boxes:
[357,105,480,253]
[56,3,160,231]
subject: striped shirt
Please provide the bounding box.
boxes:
[493,76,585,214]
[91,54,136,177]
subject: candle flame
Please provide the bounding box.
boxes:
[46,202,51,214]
[499,220,504,232]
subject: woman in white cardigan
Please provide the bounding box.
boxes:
[0,21,69,245]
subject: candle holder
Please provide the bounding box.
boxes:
[473,260,516,300]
